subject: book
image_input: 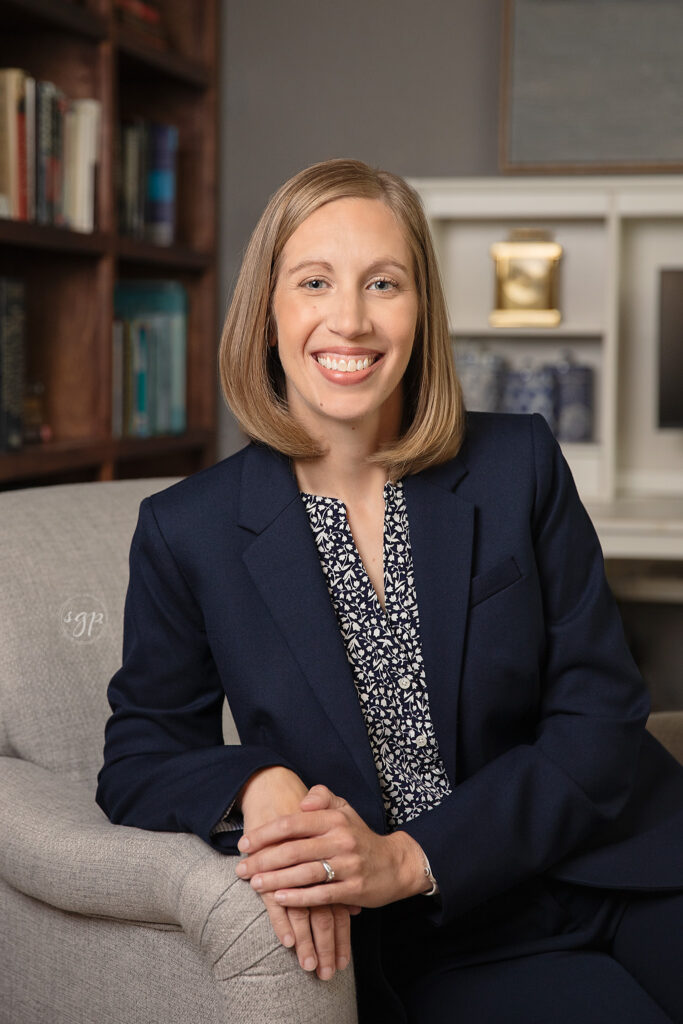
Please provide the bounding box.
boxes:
[118,118,146,237]
[35,80,56,225]
[144,122,178,246]
[24,76,35,222]
[64,98,101,232]
[113,280,187,437]
[51,88,68,225]
[0,277,26,452]
[0,68,26,220]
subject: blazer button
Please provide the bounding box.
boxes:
[416,734,427,748]
[398,677,411,690]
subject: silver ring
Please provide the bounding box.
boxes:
[321,860,335,883]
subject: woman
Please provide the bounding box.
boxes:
[97,159,683,1023]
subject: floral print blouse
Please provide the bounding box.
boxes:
[300,481,452,830]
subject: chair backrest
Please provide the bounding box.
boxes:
[0,478,244,787]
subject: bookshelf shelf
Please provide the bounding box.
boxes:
[0,429,214,484]
[0,0,218,488]
[115,235,211,271]
[0,218,108,254]
[0,0,107,40]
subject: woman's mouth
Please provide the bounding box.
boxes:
[315,353,379,373]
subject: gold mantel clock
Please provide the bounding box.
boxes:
[490,230,563,328]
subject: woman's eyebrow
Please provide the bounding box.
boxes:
[286,257,410,277]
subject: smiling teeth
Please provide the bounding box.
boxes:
[316,355,375,372]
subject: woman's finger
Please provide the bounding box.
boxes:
[238,807,347,854]
[260,892,295,948]
[236,834,339,879]
[332,904,352,971]
[286,906,318,973]
[309,905,338,981]
[250,858,335,894]
[275,882,344,908]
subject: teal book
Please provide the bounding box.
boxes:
[114,280,187,436]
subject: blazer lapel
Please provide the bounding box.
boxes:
[238,445,383,816]
[403,459,474,787]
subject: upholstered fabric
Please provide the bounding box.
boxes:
[0,478,356,1024]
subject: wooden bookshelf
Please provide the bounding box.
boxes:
[0,0,218,489]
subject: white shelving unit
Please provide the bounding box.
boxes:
[411,176,683,563]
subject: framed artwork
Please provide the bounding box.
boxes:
[500,0,683,174]
[659,269,683,429]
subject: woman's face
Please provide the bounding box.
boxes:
[271,197,419,443]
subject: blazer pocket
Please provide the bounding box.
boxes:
[470,556,522,608]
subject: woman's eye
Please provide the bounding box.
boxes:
[302,278,326,290]
[369,278,398,292]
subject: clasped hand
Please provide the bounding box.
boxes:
[235,769,428,981]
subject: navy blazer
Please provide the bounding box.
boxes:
[97,413,683,935]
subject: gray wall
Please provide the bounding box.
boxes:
[217,0,502,455]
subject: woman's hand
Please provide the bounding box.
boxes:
[236,768,357,980]
[236,784,431,909]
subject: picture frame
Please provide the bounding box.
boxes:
[500,0,683,174]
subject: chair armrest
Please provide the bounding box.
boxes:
[1,756,359,1016]
[0,757,242,933]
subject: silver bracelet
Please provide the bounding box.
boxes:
[421,853,439,896]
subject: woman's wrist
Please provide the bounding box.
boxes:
[386,830,437,899]
[237,765,307,821]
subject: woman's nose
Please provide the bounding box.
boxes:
[326,287,370,339]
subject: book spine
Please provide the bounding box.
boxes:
[122,320,133,436]
[24,77,35,221]
[137,121,148,239]
[35,82,45,222]
[14,72,28,220]
[35,81,54,224]
[169,310,187,433]
[52,90,67,226]
[112,318,124,438]
[0,73,10,216]
[131,320,150,437]
[0,277,26,451]
[62,102,76,229]
[144,122,178,246]
[0,70,24,219]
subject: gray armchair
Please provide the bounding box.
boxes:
[0,478,357,1024]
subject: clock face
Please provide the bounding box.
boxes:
[501,258,550,309]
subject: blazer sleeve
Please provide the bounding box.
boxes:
[95,496,299,853]
[401,414,651,925]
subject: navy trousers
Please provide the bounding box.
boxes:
[379,883,683,1023]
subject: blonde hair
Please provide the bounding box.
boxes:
[219,157,464,479]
